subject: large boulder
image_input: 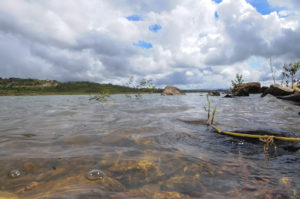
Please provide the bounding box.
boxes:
[232,82,261,96]
[277,91,300,102]
[161,86,185,95]
[208,91,220,96]
[242,82,261,93]
[260,86,269,93]
[261,84,294,97]
[233,87,249,96]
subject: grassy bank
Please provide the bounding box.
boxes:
[0,78,162,96]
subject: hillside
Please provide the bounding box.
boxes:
[0,77,161,95]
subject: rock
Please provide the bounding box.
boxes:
[277,91,300,102]
[161,86,185,96]
[99,177,126,192]
[293,85,300,91]
[261,84,294,97]
[161,176,204,197]
[233,87,249,96]
[232,82,261,96]
[207,91,220,96]
[0,191,19,199]
[242,82,261,93]
[260,86,268,93]
[224,94,233,98]
[129,185,188,199]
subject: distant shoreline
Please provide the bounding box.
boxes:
[0,91,214,96]
[0,77,227,96]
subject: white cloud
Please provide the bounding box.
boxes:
[0,0,299,89]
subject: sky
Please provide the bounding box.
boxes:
[0,0,300,89]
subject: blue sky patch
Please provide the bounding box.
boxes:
[213,0,222,3]
[149,24,162,33]
[214,11,219,19]
[126,15,143,21]
[249,57,265,69]
[133,40,153,49]
[246,0,285,15]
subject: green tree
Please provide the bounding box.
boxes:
[282,61,300,88]
[231,73,244,91]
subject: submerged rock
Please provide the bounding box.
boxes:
[129,185,188,199]
[0,191,19,199]
[162,176,205,197]
[99,177,126,192]
[161,86,185,96]
[208,91,220,96]
[261,84,294,97]
[108,160,161,187]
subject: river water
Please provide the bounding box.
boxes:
[0,94,299,198]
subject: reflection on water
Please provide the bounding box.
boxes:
[0,94,299,198]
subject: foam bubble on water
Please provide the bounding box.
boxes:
[8,169,21,178]
[85,169,105,181]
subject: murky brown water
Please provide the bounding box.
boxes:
[0,94,299,198]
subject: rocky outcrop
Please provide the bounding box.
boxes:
[261,84,294,97]
[208,91,220,96]
[161,86,185,95]
[233,87,249,96]
[242,82,261,93]
[261,86,268,93]
[277,91,300,102]
[232,82,261,97]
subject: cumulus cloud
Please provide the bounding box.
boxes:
[0,0,299,89]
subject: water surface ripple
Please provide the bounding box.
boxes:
[0,94,299,198]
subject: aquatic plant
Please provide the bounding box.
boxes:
[125,76,156,99]
[89,88,111,102]
[204,94,216,125]
[205,93,300,153]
